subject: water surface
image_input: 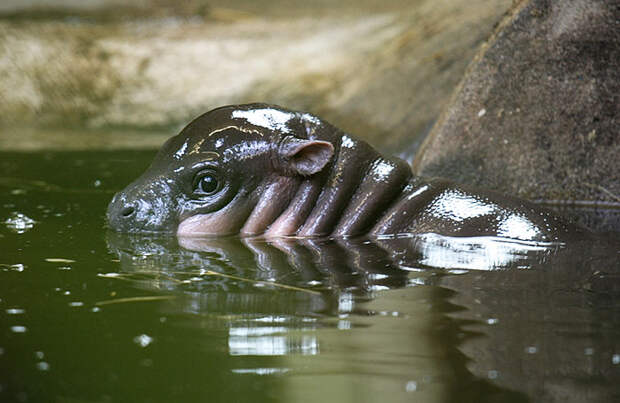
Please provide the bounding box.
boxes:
[1,150,619,402]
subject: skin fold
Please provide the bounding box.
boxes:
[107,103,587,243]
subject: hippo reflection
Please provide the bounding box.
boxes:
[107,104,586,242]
[105,232,620,403]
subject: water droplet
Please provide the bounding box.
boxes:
[232,367,290,375]
[525,346,538,354]
[11,326,27,333]
[91,307,101,313]
[487,318,498,325]
[6,308,25,315]
[93,180,102,187]
[8,264,25,272]
[4,212,36,234]
[45,258,75,263]
[584,347,594,356]
[405,381,417,392]
[69,302,84,307]
[612,354,620,365]
[477,108,486,117]
[36,362,50,371]
[133,334,153,348]
[487,370,499,379]
[34,351,44,359]
[97,272,121,278]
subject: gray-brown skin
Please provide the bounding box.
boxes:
[107,104,586,242]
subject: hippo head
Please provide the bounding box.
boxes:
[107,104,335,236]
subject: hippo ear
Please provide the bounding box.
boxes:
[279,137,334,176]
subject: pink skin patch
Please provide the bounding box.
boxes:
[177,212,232,236]
[264,180,320,237]
[241,177,298,236]
[263,216,300,237]
[178,210,298,239]
[177,197,254,236]
[178,176,319,239]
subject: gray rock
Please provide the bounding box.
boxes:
[414,0,620,207]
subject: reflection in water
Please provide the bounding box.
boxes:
[402,233,558,270]
[228,324,319,356]
[228,316,319,356]
[105,231,620,402]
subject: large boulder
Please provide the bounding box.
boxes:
[414,0,620,208]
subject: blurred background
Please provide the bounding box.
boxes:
[0,0,511,152]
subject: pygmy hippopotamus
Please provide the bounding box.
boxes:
[107,104,585,242]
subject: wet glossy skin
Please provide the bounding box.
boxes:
[107,103,586,242]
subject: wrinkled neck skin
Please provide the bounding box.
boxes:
[178,133,414,239]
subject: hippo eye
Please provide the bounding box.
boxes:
[193,171,220,196]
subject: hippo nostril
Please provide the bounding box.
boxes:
[121,205,135,218]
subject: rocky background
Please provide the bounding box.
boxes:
[1,0,618,227]
[0,0,511,150]
[414,0,619,205]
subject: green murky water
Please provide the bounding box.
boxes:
[1,150,619,403]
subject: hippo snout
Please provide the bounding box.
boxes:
[107,189,177,233]
[107,192,136,232]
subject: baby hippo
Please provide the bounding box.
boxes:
[107,104,584,242]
